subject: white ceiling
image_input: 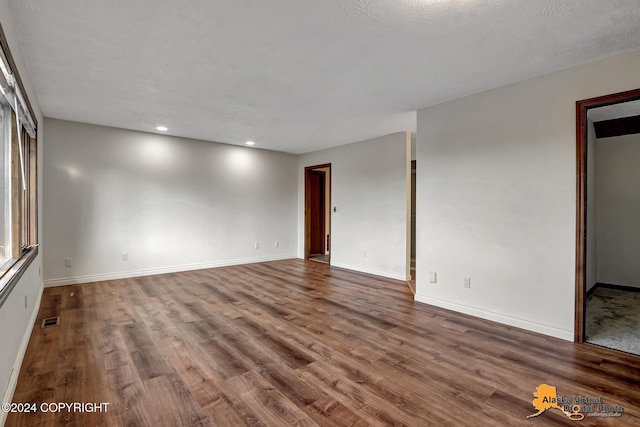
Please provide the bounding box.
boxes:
[9,0,640,153]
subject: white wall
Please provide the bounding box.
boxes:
[586,118,597,292]
[298,132,410,280]
[596,133,640,288]
[0,0,45,423]
[411,133,416,161]
[416,50,640,341]
[43,119,297,286]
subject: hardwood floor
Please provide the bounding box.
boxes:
[7,259,640,426]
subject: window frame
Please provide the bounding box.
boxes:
[0,21,39,309]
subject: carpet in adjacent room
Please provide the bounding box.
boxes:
[586,287,640,356]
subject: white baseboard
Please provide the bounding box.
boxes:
[329,262,407,281]
[1,283,43,427]
[414,293,573,341]
[44,254,297,287]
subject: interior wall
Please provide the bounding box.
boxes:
[416,49,640,341]
[0,0,45,421]
[298,132,410,280]
[43,119,298,286]
[596,133,640,288]
[586,118,597,292]
[411,133,416,161]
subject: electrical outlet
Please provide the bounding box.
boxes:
[363,249,367,258]
[122,252,128,261]
[464,277,471,288]
[24,295,28,309]
[65,258,72,267]
[255,242,259,249]
[429,272,437,283]
[274,241,279,248]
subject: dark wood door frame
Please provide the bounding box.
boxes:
[575,88,640,342]
[308,170,326,256]
[304,163,331,260]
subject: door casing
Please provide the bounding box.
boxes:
[574,88,640,342]
[305,163,331,260]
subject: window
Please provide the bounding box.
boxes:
[0,104,9,266]
[0,23,38,305]
[21,127,37,250]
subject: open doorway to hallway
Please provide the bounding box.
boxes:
[410,160,416,282]
[305,164,331,264]
[576,88,640,356]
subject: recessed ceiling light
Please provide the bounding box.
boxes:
[156,126,168,132]
[246,141,255,146]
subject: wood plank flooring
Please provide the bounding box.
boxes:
[7,259,640,426]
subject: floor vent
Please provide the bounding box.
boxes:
[41,317,60,328]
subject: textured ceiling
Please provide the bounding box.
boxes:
[8,0,640,153]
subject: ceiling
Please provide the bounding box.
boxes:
[588,99,640,122]
[8,0,640,154]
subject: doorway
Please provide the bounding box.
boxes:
[410,160,416,279]
[305,164,331,263]
[575,88,640,344]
